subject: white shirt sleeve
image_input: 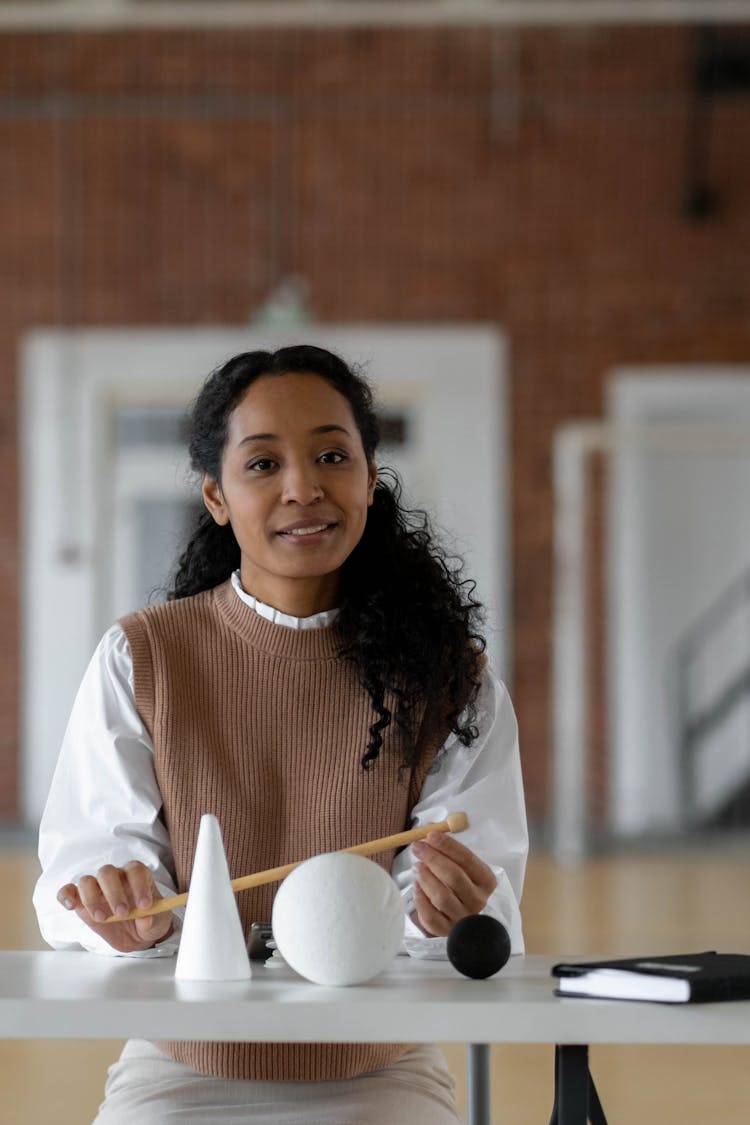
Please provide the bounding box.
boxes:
[391,665,528,958]
[32,625,182,957]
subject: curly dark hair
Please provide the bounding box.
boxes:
[168,344,485,769]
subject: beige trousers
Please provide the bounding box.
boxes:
[93,1039,462,1125]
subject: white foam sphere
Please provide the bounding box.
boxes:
[271,852,404,986]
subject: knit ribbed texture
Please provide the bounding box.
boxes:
[120,579,443,1082]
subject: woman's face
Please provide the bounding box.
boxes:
[202,371,377,616]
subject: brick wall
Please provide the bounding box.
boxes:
[2,24,749,827]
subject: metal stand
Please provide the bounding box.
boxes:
[467,1043,491,1125]
[549,1045,609,1125]
[466,1040,609,1125]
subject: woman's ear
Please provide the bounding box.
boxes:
[366,461,378,506]
[201,474,230,526]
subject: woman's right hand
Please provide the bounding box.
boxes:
[57,860,174,952]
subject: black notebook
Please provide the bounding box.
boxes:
[551,951,750,1004]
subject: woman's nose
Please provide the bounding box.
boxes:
[281,463,324,504]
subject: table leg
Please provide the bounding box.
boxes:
[467,1042,491,1125]
[557,1045,590,1124]
[549,1045,609,1125]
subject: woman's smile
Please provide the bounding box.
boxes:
[275,517,338,541]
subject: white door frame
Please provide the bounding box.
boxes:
[608,368,750,838]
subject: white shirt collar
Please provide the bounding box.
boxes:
[230,570,339,630]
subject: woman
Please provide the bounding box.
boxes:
[34,344,527,1124]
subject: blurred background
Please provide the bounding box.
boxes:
[1,1,750,1122]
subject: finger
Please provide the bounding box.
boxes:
[134,911,173,943]
[413,846,486,914]
[413,882,452,938]
[76,874,114,924]
[57,883,81,912]
[413,837,494,895]
[95,864,136,918]
[415,857,466,919]
[418,857,491,923]
[61,869,168,952]
[419,832,497,894]
[119,863,173,943]
[121,861,160,913]
[74,896,171,952]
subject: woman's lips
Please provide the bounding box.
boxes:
[276,521,336,540]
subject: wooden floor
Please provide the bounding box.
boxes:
[2,844,749,1124]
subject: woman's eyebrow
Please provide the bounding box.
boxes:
[312,424,352,437]
[238,432,276,446]
[238,423,351,447]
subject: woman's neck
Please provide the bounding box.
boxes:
[238,567,340,619]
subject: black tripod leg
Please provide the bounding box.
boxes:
[549,1045,560,1125]
[551,1044,597,1125]
[561,1045,591,1125]
[587,1069,609,1125]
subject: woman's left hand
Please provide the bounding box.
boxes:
[411,831,498,937]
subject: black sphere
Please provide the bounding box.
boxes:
[447,915,511,979]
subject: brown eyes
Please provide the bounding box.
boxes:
[318,451,347,465]
[245,450,348,473]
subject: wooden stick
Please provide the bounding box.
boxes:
[103,811,470,923]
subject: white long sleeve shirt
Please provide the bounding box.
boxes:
[34,575,528,959]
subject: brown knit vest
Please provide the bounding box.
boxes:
[120,579,444,1082]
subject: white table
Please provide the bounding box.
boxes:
[2,952,749,1124]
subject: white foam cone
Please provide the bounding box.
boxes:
[175,814,252,982]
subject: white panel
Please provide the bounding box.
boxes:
[608,369,750,835]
